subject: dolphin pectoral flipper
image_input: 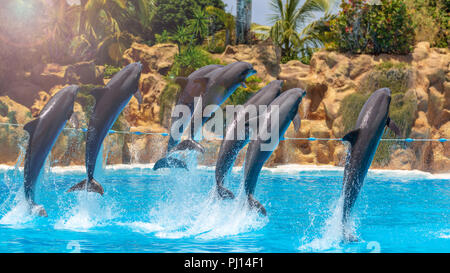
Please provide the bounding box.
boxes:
[386,117,403,138]
[343,129,361,145]
[248,194,267,216]
[153,157,188,171]
[293,113,301,132]
[91,87,110,102]
[67,179,104,195]
[134,89,143,105]
[171,140,205,154]
[217,185,235,199]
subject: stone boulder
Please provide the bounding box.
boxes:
[123,43,178,75]
[65,61,104,85]
[31,63,67,90]
[216,40,281,83]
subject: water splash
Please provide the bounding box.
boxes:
[299,196,358,252]
[54,191,119,231]
[128,169,267,240]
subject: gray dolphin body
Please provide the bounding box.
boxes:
[67,62,143,195]
[166,65,224,153]
[215,80,284,199]
[243,88,306,215]
[23,85,80,216]
[340,88,401,241]
[154,62,256,170]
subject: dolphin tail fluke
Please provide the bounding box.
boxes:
[248,195,267,216]
[67,179,104,195]
[153,157,188,171]
[217,185,235,199]
[171,140,205,154]
[30,204,48,217]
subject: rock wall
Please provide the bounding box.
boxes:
[0,41,448,173]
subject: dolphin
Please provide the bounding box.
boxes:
[340,88,402,241]
[154,62,256,170]
[23,85,80,217]
[166,65,224,153]
[215,80,284,199]
[67,62,143,195]
[243,88,307,215]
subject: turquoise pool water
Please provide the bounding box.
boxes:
[0,164,448,253]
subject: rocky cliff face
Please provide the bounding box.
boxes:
[0,41,448,173]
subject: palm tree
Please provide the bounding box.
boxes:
[254,0,334,62]
[172,26,190,51]
[206,5,235,46]
[76,0,155,64]
[236,0,252,44]
[188,7,210,44]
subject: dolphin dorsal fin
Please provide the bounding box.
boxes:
[343,129,360,146]
[24,119,39,137]
[293,113,301,132]
[175,77,188,90]
[91,87,109,102]
[193,77,210,90]
[387,117,403,138]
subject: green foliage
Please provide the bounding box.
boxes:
[339,93,370,134]
[253,0,334,63]
[330,0,415,54]
[76,84,102,123]
[226,75,264,105]
[158,82,182,124]
[360,61,412,95]
[151,0,225,37]
[170,46,222,77]
[7,111,17,125]
[103,64,122,79]
[339,61,418,165]
[0,101,8,117]
[155,30,172,44]
[405,0,449,48]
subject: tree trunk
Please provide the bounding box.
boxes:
[236,0,252,44]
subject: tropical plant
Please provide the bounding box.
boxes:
[206,6,235,46]
[155,30,172,44]
[405,0,449,48]
[188,7,210,44]
[330,0,415,54]
[172,26,190,50]
[254,0,335,63]
[169,46,221,77]
[151,0,225,36]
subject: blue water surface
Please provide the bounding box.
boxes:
[0,164,448,253]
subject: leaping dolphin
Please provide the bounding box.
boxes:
[67,62,143,195]
[215,80,284,199]
[154,62,256,170]
[340,88,402,242]
[166,65,224,152]
[243,88,306,215]
[23,85,80,217]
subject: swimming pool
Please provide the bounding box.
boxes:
[0,164,448,253]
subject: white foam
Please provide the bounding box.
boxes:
[298,196,359,252]
[0,191,35,227]
[54,191,119,232]
[2,163,446,179]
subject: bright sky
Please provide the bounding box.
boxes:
[223,0,273,26]
[223,0,341,26]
